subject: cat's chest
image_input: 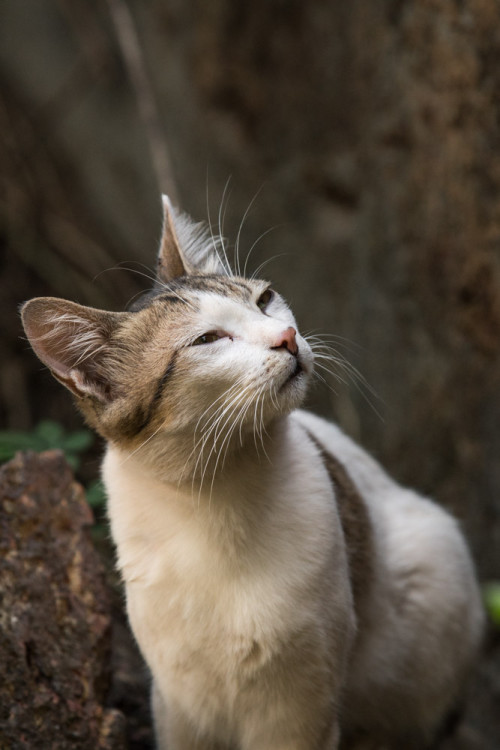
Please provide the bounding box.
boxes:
[121,513,311,713]
[120,488,326,639]
[104,436,337,586]
[104,437,343,680]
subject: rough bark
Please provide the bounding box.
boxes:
[1,0,499,577]
[142,0,500,579]
[0,451,126,749]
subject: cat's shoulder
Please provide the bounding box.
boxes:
[290,409,394,499]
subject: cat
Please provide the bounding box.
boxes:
[21,195,484,750]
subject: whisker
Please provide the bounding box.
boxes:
[255,386,270,461]
[244,228,281,278]
[306,332,384,420]
[249,251,287,281]
[206,179,232,276]
[234,185,264,278]
[118,420,167,467]
[91,262,161,290]
[204,394,251,499]
[314,361,351,388]
[181,381,246,485]
[218,176,233,275]
[313,360,384,421]
[304,330,364,352]
[195,382,255,494]
[214,385,262,490]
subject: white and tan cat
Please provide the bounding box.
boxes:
[22,196,484,750]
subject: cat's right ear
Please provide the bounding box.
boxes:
[21,297,126,403]
[156,195,194,282]
[157,194,229,282]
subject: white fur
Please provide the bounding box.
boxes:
[105,416,354,748]
[293,411,485,736]
[104,407,484,749]
[24,204,484,748]
[100,212,484,748]
[162,195,231,276]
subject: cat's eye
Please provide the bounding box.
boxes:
[257,289,274,312]
[192,332,221,346]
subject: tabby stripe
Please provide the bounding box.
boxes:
[172,276,252,298]
[159,294,189,305]
[304,428,374,619]
[145,352,179,426]
[128,290,190,312]
[125,352,178,436]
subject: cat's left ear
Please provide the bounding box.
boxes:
[21,297,126,403]
[156,195,228,283]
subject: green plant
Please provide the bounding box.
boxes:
[86,479,107,510]
[0,419,110,523]
[0,420,93,470]
[484,582,500,628]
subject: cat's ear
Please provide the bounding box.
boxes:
[157,194,193,281]
[156,194,229,283]
[21,297,125,403]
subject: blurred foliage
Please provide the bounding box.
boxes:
[0,419,93,469]
[86,478,107,510]
[484,583,500,629]
[0,420,107,515]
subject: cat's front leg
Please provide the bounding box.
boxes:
[240,718,340,750]
[238,628,346,750]
[239,680,341,750]
[152,682,226,750]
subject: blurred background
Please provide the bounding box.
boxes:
[2,1,500,745]
[1,1,500,589]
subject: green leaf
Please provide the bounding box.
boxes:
[61,430,94,453]
[0,431,44,452]
[0,422,94,467]
[483,582,500,628]
[64,454,80,471]
[0,447,17,461]
[35,420,64,446]
[86,480,107,509]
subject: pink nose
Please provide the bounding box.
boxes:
[271,327,298,355]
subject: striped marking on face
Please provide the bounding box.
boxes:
[128,291,192,312]
[116,275,262,439]
[305,429,374,620]
[129,276,254,313]
[169,275,254,301]
[114,352,178,439]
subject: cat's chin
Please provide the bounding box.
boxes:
[281,358,304,388]
[275,362,309,413]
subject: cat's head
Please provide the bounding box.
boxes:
[21,197,313,475]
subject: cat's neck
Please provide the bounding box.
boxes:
[112,415,290,491]
[104,415,297,566]
[103,411,337,582]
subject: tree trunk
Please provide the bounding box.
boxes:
[0,451,126,749]
[134,0,500,578]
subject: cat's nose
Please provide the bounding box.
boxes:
[271,327,298,356]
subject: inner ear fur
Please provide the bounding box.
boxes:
[156,194,229,282]
[156,195,193,283]
[21,297,126,402]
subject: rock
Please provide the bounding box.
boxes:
[0,451,126,749]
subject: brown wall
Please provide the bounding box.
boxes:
[1,0,500,578]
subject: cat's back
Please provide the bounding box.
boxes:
[292,408,481,583]
[293,409,484,742]
[292,408,483,633]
